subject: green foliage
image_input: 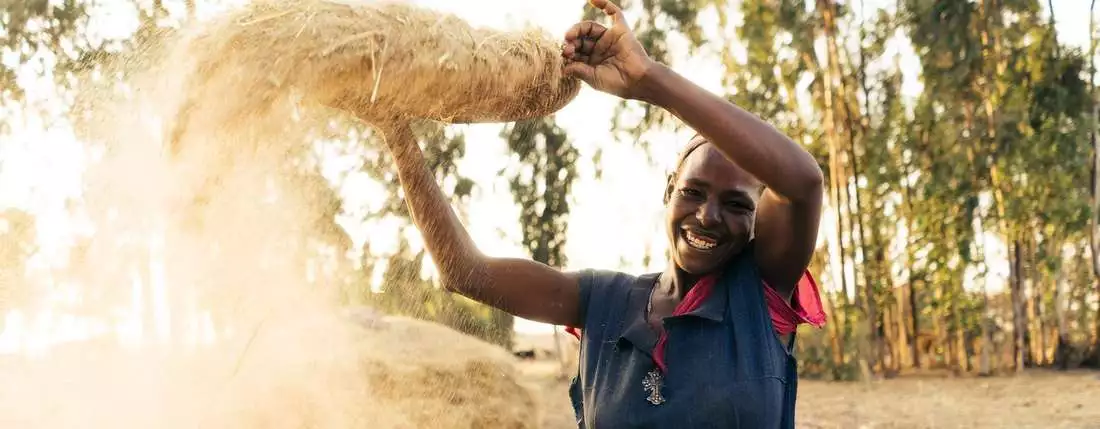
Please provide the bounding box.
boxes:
[1,0,95,101]
[501,117,579,268]
[0,0,179,132]
[361,238,509,346]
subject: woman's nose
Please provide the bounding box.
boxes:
[697,200,721,228]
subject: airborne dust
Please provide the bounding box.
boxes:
[0,0,564,427]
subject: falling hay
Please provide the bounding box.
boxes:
[6,0,584,427]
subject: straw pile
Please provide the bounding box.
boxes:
[166,0,580,154]
[0,310,540,429]
[349,313,540,429]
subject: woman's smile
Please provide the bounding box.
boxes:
[682,228,722,252]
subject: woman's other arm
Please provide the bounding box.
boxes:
[378,122,584,327]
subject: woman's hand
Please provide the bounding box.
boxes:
[562,0,655,100]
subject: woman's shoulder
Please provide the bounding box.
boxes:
[575,268,644,288]
[570,268,653,333]
[575,268,658,301]
[575,268,641,304]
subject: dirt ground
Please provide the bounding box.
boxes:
[793,370,1100,429]
[515,336,1100,429]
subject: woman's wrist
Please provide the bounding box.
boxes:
[628,59,670,104]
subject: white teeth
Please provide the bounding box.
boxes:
[685,231,717,250]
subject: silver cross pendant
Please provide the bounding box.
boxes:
[642,368,666,405]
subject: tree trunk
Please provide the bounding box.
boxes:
[896,284,912,369]
[1054,265,1070,369]
[977,0,1021,374]
[1011,239,1030,371]
[1025,237,1041,366]
[979,281,994,375]
[951,280,967,373]
[1088,0,1100,365]
[817,1,849,297]
[901,172,920,369]
[1033,247,1048,365]
[933,280,947,369]
[817,0,852,367]
[825,0,889,375]
[970,176,994,375]
[909,283,922,368]
[824,290,847,379]
[855,8,891,365]
[882,300,898,374]
[848,15,883,373]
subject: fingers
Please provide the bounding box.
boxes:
[561,0,630,65]
[562,43,590,64]
[588,0,626,29]
[563,21,606,44]
[562,21,607,62]
[588,26,619,64]
[563,62,595,83]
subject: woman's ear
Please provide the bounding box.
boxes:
[663,174,675,205]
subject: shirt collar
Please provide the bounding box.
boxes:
[616,273,728,356]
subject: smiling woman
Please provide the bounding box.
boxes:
[662,135,763,274]
[378,0,827,427]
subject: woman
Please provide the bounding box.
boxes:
[378,0,826,426]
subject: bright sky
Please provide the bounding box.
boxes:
[0,0,1095,343]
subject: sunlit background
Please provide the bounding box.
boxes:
[0,0,1095,350]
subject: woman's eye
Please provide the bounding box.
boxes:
[679,188,703,198]
[725,201,751,211]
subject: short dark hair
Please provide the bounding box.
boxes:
[662,134,766,205]
[663,134,709,205]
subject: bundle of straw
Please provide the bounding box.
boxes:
[172,0,581,127]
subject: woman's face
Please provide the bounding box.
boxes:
[665,142,761,276]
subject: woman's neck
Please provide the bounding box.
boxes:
[659,265,700,301]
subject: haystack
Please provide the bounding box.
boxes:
[195,309,542,429]
[348,312,540,429]
[0,310,540,429]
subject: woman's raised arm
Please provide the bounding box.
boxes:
[377,121,585,327]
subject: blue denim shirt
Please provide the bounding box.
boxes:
[568,249,799,428]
